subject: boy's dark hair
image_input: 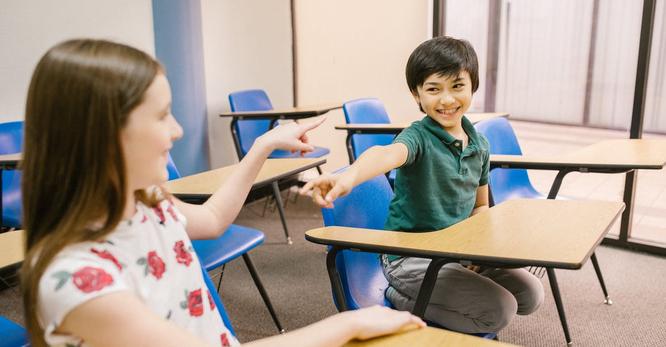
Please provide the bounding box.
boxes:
[405,36,479,94]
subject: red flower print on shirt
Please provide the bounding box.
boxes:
[153,206,166,224]
[180,289,204,317]
[220,332,231,347]
[173,240,193,266]
[69,267,114,293]
[52,267,114,293]
[90,248,123,271]
[207,290,216,310]
[137,251,166,279]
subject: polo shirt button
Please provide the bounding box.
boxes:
[455,142,460,147]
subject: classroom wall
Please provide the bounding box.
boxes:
[0,0,155,123]
[201,0,294,168]
[294,0,431,171]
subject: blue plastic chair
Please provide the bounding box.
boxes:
[0,121,23,228]
[228,89,330,161]
[342,98,396,185]
[474,117,612,304]
[473,117,543,204]
[167,156,284,333]
[0,316,29,347]
[321,171,495,339]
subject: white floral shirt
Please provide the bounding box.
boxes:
[38,198,238,347]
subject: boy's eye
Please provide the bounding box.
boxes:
[426,88,439,92]
[453,83,465,89]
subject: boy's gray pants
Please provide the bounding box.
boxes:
[382,255,544,333]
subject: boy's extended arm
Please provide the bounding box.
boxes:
[301,143,408,208]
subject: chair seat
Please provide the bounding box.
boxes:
[0,316,29,347]
[192,224,264,271]
[268,146,330,159]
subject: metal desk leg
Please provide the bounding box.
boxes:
[546,268,573,345]
[271,181,292,244]
[546,169,572,200]
[326,247,348,312]
[229,118,245,161]
[412,258,449,318]
[590,252,612,305]
[345,132,356,164]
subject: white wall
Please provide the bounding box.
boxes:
[201,0,294,168]
[0,0,155,122]
[295,0,431,170]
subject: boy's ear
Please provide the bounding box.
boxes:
[411,91,420,105]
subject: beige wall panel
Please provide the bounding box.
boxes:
[295,0,430,170]
[201,0,294,168]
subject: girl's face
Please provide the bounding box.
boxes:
[121,73,183,191]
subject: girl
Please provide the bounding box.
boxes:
[20,39,424,347]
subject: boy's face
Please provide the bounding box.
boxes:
[412,71,472,132]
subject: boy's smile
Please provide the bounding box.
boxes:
[413,71,473,134]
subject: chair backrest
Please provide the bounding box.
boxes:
[0,316,29,347]
[166,154,181,180]
[342,98,394,161]
[228,89,274,158]
[0,121,23,228]
[474,117,542,204]
[321,171,394,310]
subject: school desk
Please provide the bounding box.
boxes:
[0,153,21,228]
[489,138,666,342]
[335,112,509,163]
[220,104,342,160]
[0,229,24,269]
[163,158,326,244]
[305,199,624,346]
[343,326,517,347]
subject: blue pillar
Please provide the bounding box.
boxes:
[152,0,209,175]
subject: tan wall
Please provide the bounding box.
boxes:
[294,0,431,171]
[201,0,294,168]
[0,0,155,123]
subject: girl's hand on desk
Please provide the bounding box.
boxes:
[343,305,425,340]
[300,172,354,208]
[257,117,325,155]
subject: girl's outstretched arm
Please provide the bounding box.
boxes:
[59,291,212,347]
[60,294,423,347]
[175,118,325,240]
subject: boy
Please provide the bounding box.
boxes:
[302,36,543,333]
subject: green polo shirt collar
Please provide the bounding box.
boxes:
[421,115,483,152]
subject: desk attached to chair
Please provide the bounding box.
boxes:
[335,112,509,163]
[164,158,326,244]
[306,199,624,346]
[343,326,517,347]
[0,229,24,269]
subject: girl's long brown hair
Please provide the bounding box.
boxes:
[21,39,161,346]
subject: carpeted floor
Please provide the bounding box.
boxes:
[2,194,666,346]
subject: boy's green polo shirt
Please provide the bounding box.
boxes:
[384,115,490,262]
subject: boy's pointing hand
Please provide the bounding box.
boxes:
[300,172,353,208]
